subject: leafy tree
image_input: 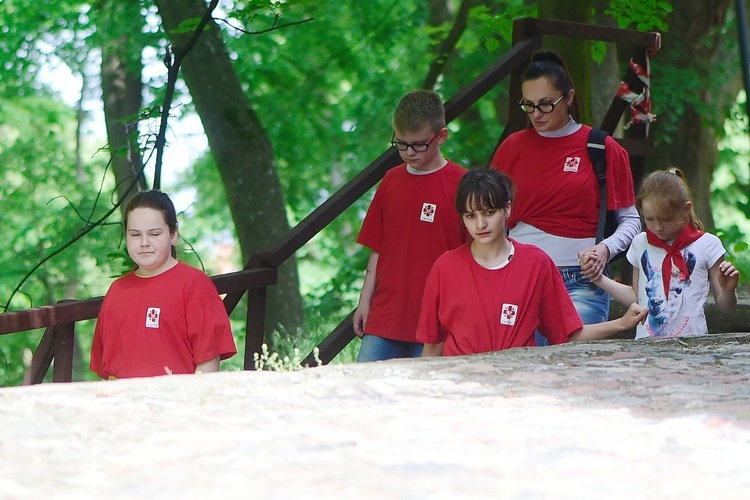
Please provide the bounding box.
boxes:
[0,94,117,384]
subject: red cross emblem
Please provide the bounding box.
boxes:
[421,203,436,222]
[563,156,580,172]
[145,307,161,328]
[500,303,518,326]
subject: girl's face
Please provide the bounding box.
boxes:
[462,201,511,245]
[126,207,178,277]
[641,199,690,242]
[520,77,574,133]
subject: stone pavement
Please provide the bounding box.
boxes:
[2,333,750,499]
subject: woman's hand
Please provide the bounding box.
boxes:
[578,243,610,281]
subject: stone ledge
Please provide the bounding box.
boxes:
[1,333,750,497]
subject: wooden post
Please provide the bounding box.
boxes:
[22,327,55,385]
[244,287,267,370]
[52,321,75,383]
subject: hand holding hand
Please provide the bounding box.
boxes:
[620,302,648,329]
[578,243,610,281]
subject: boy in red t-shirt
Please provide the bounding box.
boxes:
[354,90,467,362]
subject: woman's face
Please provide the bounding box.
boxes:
[520,77,574,133]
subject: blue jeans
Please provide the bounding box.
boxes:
[535,266,610,346]
[357,335,423,362]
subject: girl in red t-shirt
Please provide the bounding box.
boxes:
[90,190,236,379]
[417,169,647,357]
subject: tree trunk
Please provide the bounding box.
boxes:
[153,0,304,342]
[422,0,473,90]
[538,0,594,125]
[99,0,147,209]
[591,0,621,128]
[646,0,737,229]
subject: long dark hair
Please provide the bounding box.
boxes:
[124,190,179,258]
[522,51,580,122]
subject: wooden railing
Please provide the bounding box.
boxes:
[0,267,277,384]
[0,18,661,383]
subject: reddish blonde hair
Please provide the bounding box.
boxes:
[636,167,703,230]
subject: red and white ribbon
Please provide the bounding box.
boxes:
[617,34,660,134]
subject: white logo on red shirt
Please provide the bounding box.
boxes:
[500,303,518,326]
[563,156,580,172]
[420,203,437,222]
[146,307,161,329]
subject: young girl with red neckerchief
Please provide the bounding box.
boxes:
[586,168,740,339]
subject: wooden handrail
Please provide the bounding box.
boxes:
[514,17,661,47]
[0,267,277,336]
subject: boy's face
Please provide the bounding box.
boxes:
[392,125,447,171]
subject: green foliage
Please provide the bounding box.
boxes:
[253,343,320,371]
[172,18,210,35]
[650,9,738,147]
[713,92,750,278]
[606,0,672,32]
[0,93,122,385]
[466,2,537,49]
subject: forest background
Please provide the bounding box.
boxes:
[0,0,748,386]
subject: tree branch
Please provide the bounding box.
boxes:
[214,15,314,35]
[422,0,474,90]
[153,0,220,190]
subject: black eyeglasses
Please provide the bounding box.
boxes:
[518,92,568,114]
[390,130,441,153]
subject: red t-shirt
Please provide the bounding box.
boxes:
[357,161,467,342]
[490,126,634,238]
[90,262,237,379]
[416,241,583,356]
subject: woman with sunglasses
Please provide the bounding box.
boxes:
[489,51,640,345]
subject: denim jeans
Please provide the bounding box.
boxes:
[535,266,611,347]
[357,335,424,362]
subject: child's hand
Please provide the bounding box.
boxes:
[578,245,608,281]
[621,303,648,329]
[718,260,740,291]
[353,304,369,339]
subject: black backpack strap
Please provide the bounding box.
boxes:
[587,128,608,244]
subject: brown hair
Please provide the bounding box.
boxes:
[455,168,514,214]
[522,51,580,122]
[124,190,179,258]
[392,90,446,134]
[636,167,703,230]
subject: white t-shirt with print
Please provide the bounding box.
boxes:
[627,231,725,339]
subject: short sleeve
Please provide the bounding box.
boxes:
[186,277,237,364]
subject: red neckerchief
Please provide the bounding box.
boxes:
[646,224,704,299]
